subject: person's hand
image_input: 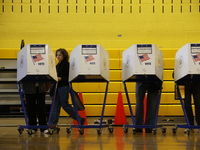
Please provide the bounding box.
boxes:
[58,77,61,81]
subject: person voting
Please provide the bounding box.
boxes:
[122,44,163,133]
[17,44,57,133]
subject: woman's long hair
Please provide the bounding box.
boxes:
[55,48,69,61]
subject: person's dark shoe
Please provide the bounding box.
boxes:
[80,118,86,125]
[145,128,152,133]
[135,128,143,133]
[26,129,37,134]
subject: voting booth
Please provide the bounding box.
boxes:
[17,44,57,82]
[174,43,200,82]
[69,44,109,82]
[122,44,165,134]
[174,43,200,99]
[173,43,200,135]
[16,44,57,135]
[68,44,112,135]
[122,44,163,82]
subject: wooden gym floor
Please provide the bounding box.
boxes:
[1,117,200,150]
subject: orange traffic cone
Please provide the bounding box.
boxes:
[73,92,88,125]
[114,91,127,125]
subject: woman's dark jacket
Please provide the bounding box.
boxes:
[56,59,69,88]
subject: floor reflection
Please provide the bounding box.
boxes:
[1,124,200,150]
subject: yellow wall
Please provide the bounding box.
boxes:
[0,0,200,117]
[1,0,200,49]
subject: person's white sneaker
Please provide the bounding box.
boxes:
[43,129,49,134]
[31,130,36,134]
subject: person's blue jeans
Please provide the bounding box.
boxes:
[50,86,78,125]
[135,82,161,125]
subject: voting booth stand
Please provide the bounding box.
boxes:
[173,43,200,135]
[122,44,166,134]
[67,44,113,135]
[17,44,58,135]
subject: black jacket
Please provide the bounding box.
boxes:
[22,82,46,94]
[56,59,69,87]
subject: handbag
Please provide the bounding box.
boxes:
[70,90,85,111]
